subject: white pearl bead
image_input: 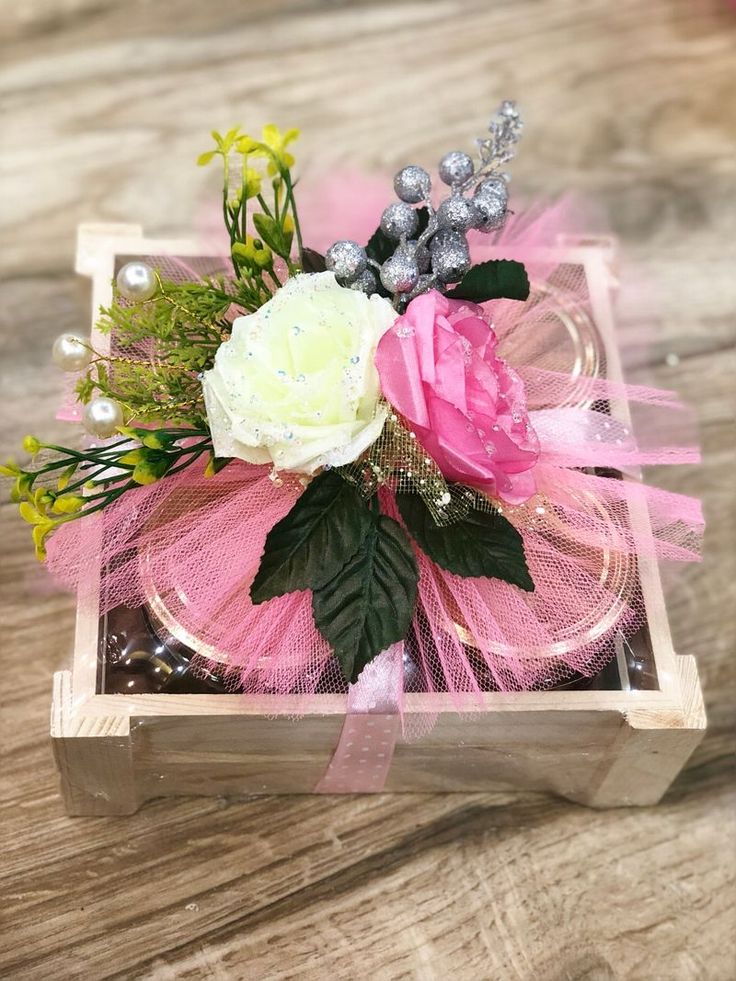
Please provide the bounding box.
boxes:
[83,397,124,438]
[52,333,91,372]
[116,261,157,302]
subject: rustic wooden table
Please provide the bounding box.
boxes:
[1,2,734,978]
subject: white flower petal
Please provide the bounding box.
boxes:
[202,272,396,474]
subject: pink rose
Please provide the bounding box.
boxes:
[375,291,539,504]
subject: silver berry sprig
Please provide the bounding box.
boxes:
[324,101,523,307]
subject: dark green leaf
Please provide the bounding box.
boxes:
[301,247,326,273]
[397,491,534,590]
[414,205,430,238]
[205,453,231,477]
[250,470,372,603]
[312,513,418,683]
[445,259,530,303]
[365,226,395,265]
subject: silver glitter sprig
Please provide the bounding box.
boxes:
[472,100,524,183]
[324,101,523,308]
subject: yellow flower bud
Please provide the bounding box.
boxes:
[141,432,167,450]
[23,435,41,455]
[243,168,262,200]
[261,124,299,175]
[236,135,261,155]
[252,244,272,270]
[32,522,54,561]
[52,495,85,515]
[19,501,42,524]
[57,466,75,491]
[12,473,33,501]
[132,457,169,485]
[33,487,53,509]
[232,236,272,271]
[118,449,144,465]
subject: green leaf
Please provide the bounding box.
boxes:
[312,514,418,683]
[250,470,372,604]
[204,453,231,478]
[301,247,326,273]
[445,259,530,303]
[196,150,217,167]
[253,213,288,256]
[414,205,430,238]
[75,375,95,404]
[396,491,534,591]
[365,225,395,266]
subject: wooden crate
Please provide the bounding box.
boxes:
[50,225,705,815]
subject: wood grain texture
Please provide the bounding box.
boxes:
[0,1,734,978]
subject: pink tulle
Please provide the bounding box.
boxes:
[47,183,703,700]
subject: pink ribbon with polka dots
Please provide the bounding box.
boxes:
[314,643,404,793]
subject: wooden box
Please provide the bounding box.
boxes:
[50,225,705,815]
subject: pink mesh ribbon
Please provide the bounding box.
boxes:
[47,187,704,710]
[314,644,404,793]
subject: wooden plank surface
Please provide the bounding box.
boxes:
[0,1,734,977]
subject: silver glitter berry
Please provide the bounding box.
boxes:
[438,150,475,186]
[380,252,420,294]
[499,99,519,119]
[394,165,431,204]
[430,228,470,283]
[348,267,378,295]
[472,189,507,232]
[407,273,435,299]
[406,239,431,273]
[325,240,367,283]
[380,201,419,240]
[436,195,479,232]
[475,177,508,204]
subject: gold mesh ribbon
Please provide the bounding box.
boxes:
[337,407,479,525]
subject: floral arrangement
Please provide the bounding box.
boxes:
[4,103,702,695]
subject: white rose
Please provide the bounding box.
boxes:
[202,272,397,473]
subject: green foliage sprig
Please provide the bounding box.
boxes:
[197,124,305,289]
[2,428,216,560]
[3,120,311,563]
[77,276,239,427]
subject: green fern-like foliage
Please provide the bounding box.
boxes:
[77,277,245,426]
